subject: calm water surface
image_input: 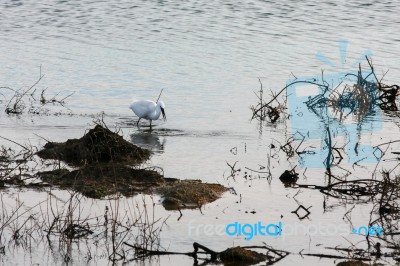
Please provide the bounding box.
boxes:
[0,0,400,265]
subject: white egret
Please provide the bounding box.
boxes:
[129,100,166,128]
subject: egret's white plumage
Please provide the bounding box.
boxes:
[129,100,166,127]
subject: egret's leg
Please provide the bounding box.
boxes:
[137,118,141,127]
[150,120,152,129]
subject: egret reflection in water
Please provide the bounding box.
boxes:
[130,131,166,153]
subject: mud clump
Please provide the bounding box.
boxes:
[279,169,299,185]
[36,125,228,205]
[219,247,270,265]
[38,165,165,198]
[39,167,228,205]
[36,124,155,198]
[156,180,228,210]
[36,125,150,166]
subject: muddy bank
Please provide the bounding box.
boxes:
[156,180,228,210]
[35,125,228,207]
[37,125,150,166]
[38,166,227,208]
[38,165,165,198]
[219,246,270,265]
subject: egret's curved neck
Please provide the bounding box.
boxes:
[151,103,161,120]
[155,104,161,117]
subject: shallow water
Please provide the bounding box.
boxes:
[1,0,400,265]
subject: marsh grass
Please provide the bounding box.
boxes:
[0,189,167,265]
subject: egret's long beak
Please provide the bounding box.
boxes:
[161,107,167,121]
